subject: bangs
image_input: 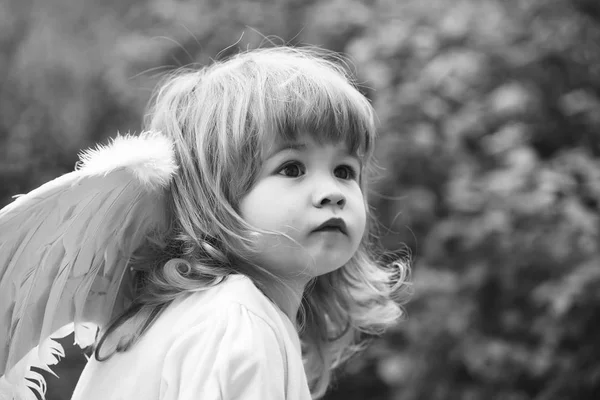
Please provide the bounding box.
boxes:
[252,58,376,160]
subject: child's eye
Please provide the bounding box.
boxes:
[277,162,306,177]
[334,165,358,180]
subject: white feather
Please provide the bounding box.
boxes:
[77,131,177,190]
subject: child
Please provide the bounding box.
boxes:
[0,46,409,400]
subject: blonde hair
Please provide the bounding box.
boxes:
[95,46,410,398]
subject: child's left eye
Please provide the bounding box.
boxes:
[334,165,358,180]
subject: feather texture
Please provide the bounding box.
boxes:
[0,132,177,399]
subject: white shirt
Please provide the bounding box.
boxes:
[71,274,312,400]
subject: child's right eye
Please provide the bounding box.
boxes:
[277,162,305,177]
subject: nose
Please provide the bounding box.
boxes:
[313,189,346,209]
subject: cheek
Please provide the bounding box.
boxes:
[355,204,367,243]
[351,191,368,234]
[239,184,296,232]
[239,190,264,228]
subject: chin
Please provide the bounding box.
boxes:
[312,257,351,277]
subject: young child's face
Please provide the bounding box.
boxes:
[238,133,366,282]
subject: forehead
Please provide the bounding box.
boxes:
[262,131,358,158]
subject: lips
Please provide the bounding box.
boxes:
[313,217,347,235]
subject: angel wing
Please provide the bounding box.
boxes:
[0,132,177,399]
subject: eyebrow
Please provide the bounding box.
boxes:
[267,141,362,167]
[268,142,307,156]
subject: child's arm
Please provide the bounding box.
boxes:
[160,302,286,400]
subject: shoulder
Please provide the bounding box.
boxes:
[172,274,281,328]
[151,274,300,367]
[160,274,289,366]
[160,284,288,399]
[164,297,283,359]
[148,275,288,353]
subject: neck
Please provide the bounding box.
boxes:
[261,277,308,329]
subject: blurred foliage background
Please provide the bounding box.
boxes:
[2,0,600,399]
